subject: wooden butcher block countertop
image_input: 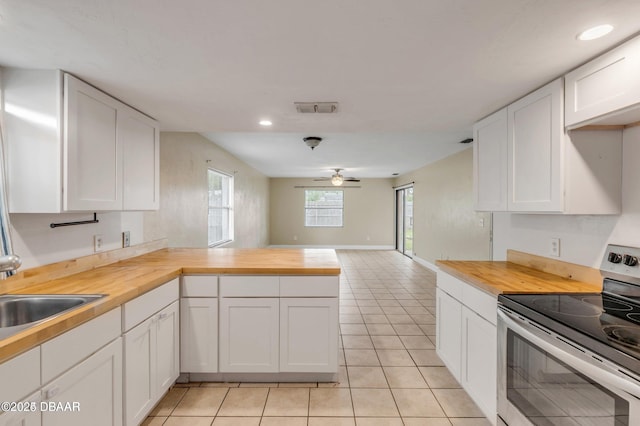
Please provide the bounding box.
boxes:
[437,250,603,297]
[117,247,342,275]
[0,245,340,363]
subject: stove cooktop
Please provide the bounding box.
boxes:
[499,289,640,373]
[499,244,640,373]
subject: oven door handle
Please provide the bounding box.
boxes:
[498,307,640,400]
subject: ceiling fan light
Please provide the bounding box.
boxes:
[303,136,322,150]
[331,174,344,186]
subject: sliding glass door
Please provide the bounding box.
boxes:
[396,186,413,257]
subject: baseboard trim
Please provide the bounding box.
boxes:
[268,245,395,250]
[413,255,440,273]
[184,372,338,383]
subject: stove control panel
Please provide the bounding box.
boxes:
[602,244,640,282]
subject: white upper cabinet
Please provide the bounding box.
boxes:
[473,78,621,214]
[64,74,122,211]
[473,108,508,211]
[121,105,160,210]
[507,79,564,212]
[565,35,640,128]
[2,68,159,213]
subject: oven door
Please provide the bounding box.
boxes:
[497,306,640,426]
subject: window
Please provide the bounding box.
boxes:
[305,190,344,227]
[208,169,233,246]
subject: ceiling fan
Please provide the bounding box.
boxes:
[314,168,360,186]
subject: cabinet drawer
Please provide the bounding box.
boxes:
[220,276,279,297]
[461,284,497,325]
[436,271,463,301]
[42,307,121,384]
[280,276,339,297]
[123,278,179,331]
[0,347,40,403]
[181,275,218,297]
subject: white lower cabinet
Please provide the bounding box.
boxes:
[155,302,180,393]
[0,346,41,422]
[123,316,154,425]
[436,271,497,425]
[180,297,218,373]
[280,298,338,372]
[123,288,179,426]
[0,392,42,426]
[41,338,122,426]
[461,305,497,421]
[435,288,462,380]
[219,297,279,373]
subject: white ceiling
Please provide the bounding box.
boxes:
[2,1,640,178]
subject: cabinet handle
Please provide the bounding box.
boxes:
[45,386,60,399]
[158,312,168,320]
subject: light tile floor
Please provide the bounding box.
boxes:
[144,250,491,426]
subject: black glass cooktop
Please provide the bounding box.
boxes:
[499,284,640,373]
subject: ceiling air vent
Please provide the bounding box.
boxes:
[294,102,339,114]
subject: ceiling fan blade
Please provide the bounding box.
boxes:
[344,178,360,182]
[313,178,331,181]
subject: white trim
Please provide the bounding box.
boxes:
[394,182,414,191]
[269,244,395,250]
[187,372,337,383]
[412,255,440,273]
[210,239,233,248]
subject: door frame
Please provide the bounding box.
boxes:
[394,183,414,258]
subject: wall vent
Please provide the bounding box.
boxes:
[294,102,339,113]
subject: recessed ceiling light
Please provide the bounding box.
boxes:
[577,24,613,41]
[259,120,272,126]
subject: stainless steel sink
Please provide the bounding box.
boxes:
[0,294,104,340]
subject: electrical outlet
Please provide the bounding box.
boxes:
[293,235,298,241]
[94,234,104,252]
[122,231,131,248]
[550,238,560,257]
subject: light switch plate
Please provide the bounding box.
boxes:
[550,238,560,257]
[93,234,103,252]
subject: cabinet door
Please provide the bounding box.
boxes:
[155,301,180,393]
[219,298,279,373]
[507,78,564,212]
[123,316,155,426]
[64,74,122,211]
[461,306,497,423]
[280,298,338,373]
[473,108,508,211]
[565,35,640,128]
[0,392,41,426]
[121,106,160,210]
[181,298,218,373]
[41,338,122,426]
[3,69,63,213]
[435,288,462,381]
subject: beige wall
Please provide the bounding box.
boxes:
[144,132,269,248]
[269,178,394,247]
[395,148,491,263]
